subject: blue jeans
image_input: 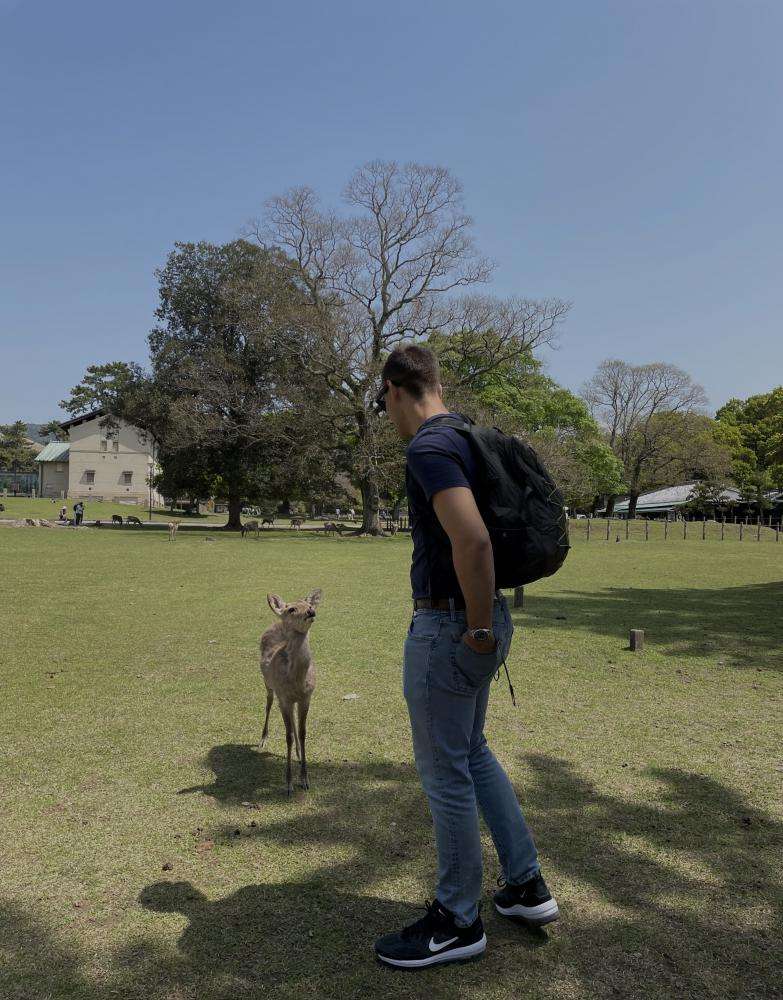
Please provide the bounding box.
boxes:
[403,594,540,926]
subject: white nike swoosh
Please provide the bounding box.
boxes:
[428,935,459,953]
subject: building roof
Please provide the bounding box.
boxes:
[35,442,70,463]
[59,408,106,430]
[611,483,742,514]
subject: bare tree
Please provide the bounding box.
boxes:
[583,360,708,517]
[252,160,569,534]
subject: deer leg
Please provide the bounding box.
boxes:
[297,697,311,790]
[260,689,274,749]
[279,703,295,796]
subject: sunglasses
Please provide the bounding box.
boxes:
[372,380,395,415]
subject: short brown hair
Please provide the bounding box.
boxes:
[381,345,440,401]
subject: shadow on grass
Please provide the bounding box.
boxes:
[3,746,781,999]
[518,580,783,668]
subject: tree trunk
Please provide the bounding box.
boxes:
[627,493,639,519]
[226,495,243,531]
[357,475,384,535]
[605,494,616,516]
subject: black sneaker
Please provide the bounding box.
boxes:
[493,871,559,925]
[374,899,487,969]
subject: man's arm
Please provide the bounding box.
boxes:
[432,486,496,652]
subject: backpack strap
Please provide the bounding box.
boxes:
[416,413,475,436]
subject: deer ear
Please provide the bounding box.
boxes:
[267,594,286,616]
[306,588,322,608]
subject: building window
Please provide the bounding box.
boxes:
[122,471,133,485]
[112,441,119,453]
[84,470,95,484]
[100,440,107,452]
[56,464,63,472]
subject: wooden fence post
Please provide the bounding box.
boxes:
[721,521,725,541]
[587,519,591,541]
[702,520,706,541]
[630,629,644,652]
[683,519,687,540]
[757,520,761,542]
[625,519,630,540]
[645,519,649,540]
[740,522,744,542]
[606,519,610,541]
[513,586,525,608]
[664,520,668,541]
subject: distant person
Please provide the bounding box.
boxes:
[349,507,355,520]
[73,501,84,526]
[59,505,68,522]
[335,507,340,519]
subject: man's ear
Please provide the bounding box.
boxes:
[267,594,286,616]
[306,588,323,608]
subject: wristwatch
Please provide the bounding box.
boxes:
[467,628,494,642]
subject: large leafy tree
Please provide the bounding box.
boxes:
[62,241,342,529]
[715,388,783,512]
[0,421,38,472]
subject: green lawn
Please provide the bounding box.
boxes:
[1,529,781,1000]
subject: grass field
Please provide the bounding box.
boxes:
[1,528,781,1000]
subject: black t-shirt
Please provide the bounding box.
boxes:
[405,413,479,600]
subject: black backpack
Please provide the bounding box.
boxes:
[416,414,570,587]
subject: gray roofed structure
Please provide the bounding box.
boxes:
[34,442,70,463]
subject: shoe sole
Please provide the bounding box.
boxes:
[375,934,487,969]
[494,899,560,926]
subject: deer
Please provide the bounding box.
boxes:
[112,514,123,525]
[241,519,260,538]
[168,520,180,541]
[261,516,275,529]
[260,589,322,795]
[289,516,304,530]
[126,515,142,527]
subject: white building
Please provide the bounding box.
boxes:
[35,410,163,505]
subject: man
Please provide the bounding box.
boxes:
[73,501,84,526]
[373,345,558,969]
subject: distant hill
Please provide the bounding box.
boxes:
[25,423,60,444]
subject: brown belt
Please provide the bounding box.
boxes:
[413,593,503,611]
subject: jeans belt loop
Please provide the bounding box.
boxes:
[448,596,456,622]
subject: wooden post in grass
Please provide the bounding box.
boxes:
[606,518,610,541]
[702,520,706,541]
[630,629,644,652]
[587,518,591,541]
[513,586,525,608]
[740,522,743,542]
[625,518,630,540]
[683,519,687,539]
[664,519,668,541]
[645,519,649,540]
[757,519,761,542]
[721,520,725,541]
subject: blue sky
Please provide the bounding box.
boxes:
[1,0,781,422]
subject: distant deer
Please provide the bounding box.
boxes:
[290,516,304,530]
[261,516,275,529]
[168,520,180,541]
[260,589,322,795]
[126,515,142,527]
[112,514,123,525]
[320,522,335,536]
[241,519,260,538]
